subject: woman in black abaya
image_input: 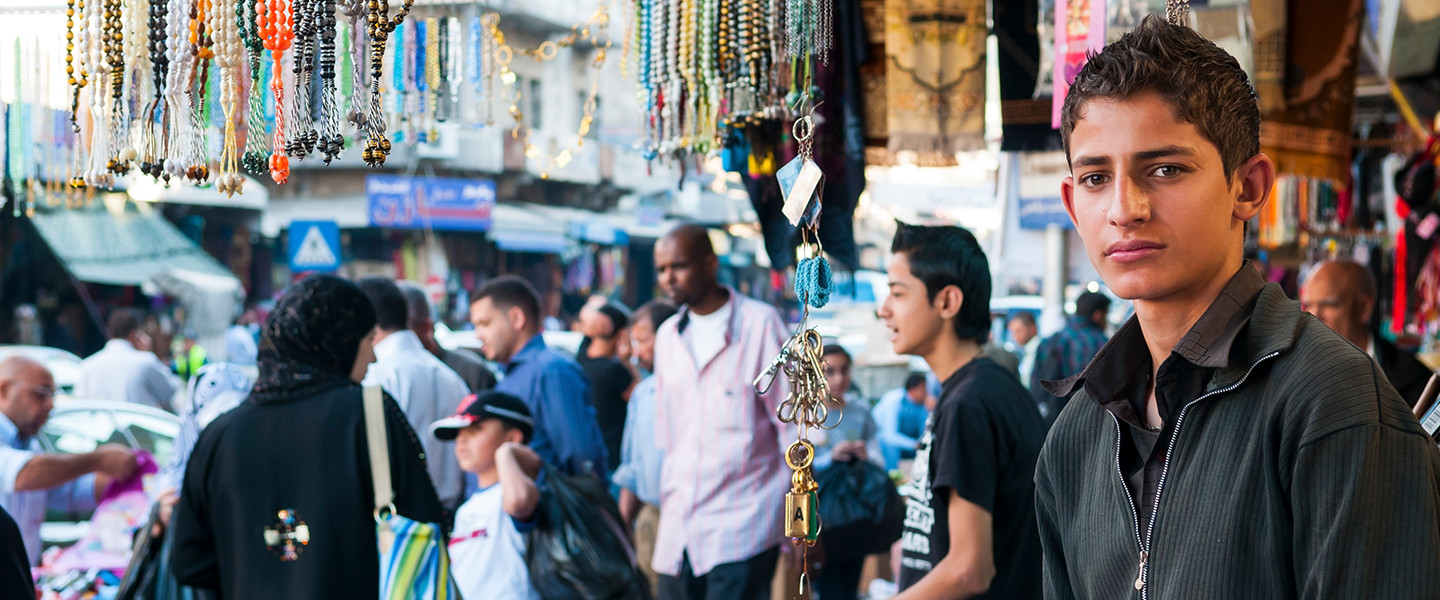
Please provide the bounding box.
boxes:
[170,275,443,598]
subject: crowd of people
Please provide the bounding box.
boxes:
[0,15,1437,600]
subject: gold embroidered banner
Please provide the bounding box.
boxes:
[884,0,987,166]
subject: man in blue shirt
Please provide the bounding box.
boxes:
[614,299,678,595]
[0,356,138,564]
[470,275,607,477]
[1030,291,1111,423]
[871,372,932,471]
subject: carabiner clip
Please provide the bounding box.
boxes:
[753,343,792,394]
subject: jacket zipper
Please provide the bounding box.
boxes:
[1116,351,1281,599]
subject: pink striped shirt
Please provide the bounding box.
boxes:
[652,289,793,577]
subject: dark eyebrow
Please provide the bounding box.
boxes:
[1073,145,1196,169]
[1133,145,1196,161]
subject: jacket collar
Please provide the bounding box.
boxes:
[503,334,550,370]
[1047,263,1297,400]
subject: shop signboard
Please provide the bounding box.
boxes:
[367,175,497,232]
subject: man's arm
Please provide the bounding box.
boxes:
[892,490,996,600]
[1035,453,1076,600]
[14,445,136,492]
[619,487,642,526]
[539,366,604,474]
[497,442,542,522]
[1291,420,1440,596]
[146,361,180,412]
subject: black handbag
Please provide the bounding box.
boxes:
[526,466,652,600]
[815,458,905,563]
[114,505,214,600]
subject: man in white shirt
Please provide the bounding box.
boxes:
[1006,311,1040,388]
[359,277,470,511]
[76,308,180,411]
[0,356,138,564]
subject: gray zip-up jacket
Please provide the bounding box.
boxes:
[1036,283,1440,599]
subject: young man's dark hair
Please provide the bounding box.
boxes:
[472,275,543,332]
[357,277,410,332]
[822,344,850,362]
[106,308,143,341]
[890,222,991,343]
[1040,14,1440,600]
[904,372,928,392]
[1060,15,1259,182]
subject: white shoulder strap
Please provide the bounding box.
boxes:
[363,386,395,513]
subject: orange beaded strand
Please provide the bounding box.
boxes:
[257,0,293,183]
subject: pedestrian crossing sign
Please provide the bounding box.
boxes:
[288,221,342,273]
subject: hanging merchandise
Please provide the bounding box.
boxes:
[1258,0,1364,184]
[361,0,415,167]
[884,0,988,165]
[754,227,837,597]
[1050,0,1105,131]
[627,0,831,168]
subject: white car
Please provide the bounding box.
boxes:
[37,399,179,551]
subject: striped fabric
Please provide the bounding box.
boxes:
[377,514,459,600]
[652,289,794,578]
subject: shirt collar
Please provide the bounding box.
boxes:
[1048,262,1267,400]
[105,339,136,352]
[0,411,24,449]
[504,335,549,370]
[675,286,738,336]
[373,330,425,362]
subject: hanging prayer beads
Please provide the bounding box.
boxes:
[259,0,294,182]
[240,0,269,174]
[317,0,344,163]
[287,0,317,159]
[66,0,91,189]
[423,17,439,143]
[362,0,416,167]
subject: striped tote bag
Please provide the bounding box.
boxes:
[365,386,461,600]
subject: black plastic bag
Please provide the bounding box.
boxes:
[526,466,651,600]
[815,458,904,562]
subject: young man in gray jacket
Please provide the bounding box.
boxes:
[1036,15,1440,599]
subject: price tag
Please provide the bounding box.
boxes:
[778,156,824,228]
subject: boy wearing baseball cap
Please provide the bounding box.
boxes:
[431,391,542,600]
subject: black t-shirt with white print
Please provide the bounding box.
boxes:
[898,357,1046,599]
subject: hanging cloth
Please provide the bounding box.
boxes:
[1258,0,1364,183]
[997,0,1062,152]
[883,0,987,165]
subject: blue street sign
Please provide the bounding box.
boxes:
[288,221,342,272]
[367,175,497,232]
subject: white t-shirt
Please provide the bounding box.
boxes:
[684,300,733,369]
[449,484,540,600]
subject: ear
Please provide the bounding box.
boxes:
[1232,153,1275,223]
[507,306,528,332]
[1358,295,1376,324]
[705,253,720,277]
[505,428,525,445]
[1061,175,1081,227]
[934,284,965,322]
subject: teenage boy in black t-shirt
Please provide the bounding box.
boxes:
[878,222,1046,600]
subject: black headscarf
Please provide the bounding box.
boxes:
[250,275,377,404]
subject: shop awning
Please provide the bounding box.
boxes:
[489,203,570,254]
[29,208,238,286]
[490,229,570,254]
